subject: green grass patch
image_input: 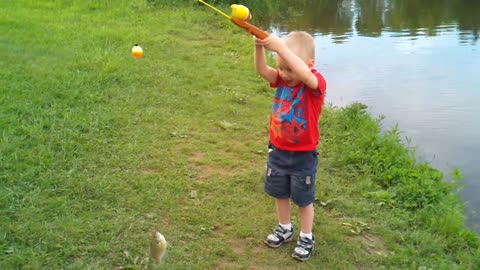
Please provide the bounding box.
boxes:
[1,1,479,269]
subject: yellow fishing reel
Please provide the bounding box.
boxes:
[230,4,251,21]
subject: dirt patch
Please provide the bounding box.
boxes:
[230,237,255,256]
[188,151,240,182]
[216,237,269,270]
[196,164,238,182]
[190,151,205,162]
[345,232,388,257]
[361,233,388,256]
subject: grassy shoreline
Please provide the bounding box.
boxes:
[1,1,479,269]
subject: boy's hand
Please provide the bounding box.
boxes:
[254,35,284,53]
[253,35,278,84]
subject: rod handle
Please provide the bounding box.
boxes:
[230,17,269,39]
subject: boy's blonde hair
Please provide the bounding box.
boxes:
[283,31,315,63]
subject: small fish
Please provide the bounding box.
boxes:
[150,231,167,264]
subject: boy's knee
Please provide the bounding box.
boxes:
[291,175,315,207]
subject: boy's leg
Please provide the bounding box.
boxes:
[276,198,291,225]
[264,145,296,248]
[292,203,315,261]
[264,198,294,248]
[299,203,314,234]
[290,173,315,261]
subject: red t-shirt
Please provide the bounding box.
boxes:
[269,69,327,151]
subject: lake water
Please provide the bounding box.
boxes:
[269,0,480,232]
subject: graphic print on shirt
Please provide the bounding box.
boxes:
[271,84,307,144]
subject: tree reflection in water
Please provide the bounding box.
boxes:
[270,0,479,45]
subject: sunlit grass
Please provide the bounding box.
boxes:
[1,1,479,269]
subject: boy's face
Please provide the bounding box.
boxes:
[276,56,300,87]
[276,56,315,87]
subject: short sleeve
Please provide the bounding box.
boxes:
[269,70,281,88]
[313,71,327,96]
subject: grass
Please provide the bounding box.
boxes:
[1,1,479,269]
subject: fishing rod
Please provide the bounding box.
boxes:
[198,0,269,39]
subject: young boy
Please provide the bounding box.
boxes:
[254,31,327,261]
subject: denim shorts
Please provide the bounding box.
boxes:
[264,144,318,207]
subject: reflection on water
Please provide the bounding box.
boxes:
[269,0,480,231]
[271,0,479,45]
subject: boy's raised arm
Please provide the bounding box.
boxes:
[256,36,318,90]
[254,38,278,84]
[279,48,318,90]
